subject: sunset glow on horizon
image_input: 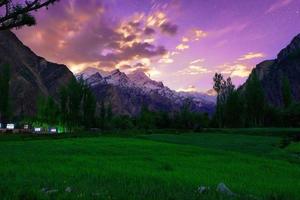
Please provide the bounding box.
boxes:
[14,0,300,93]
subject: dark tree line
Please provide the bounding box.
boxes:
[132,103,210,130]
[212,73,300,128]
[35,77,97,132]
[0,64,11,123]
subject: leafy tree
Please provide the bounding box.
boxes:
[0,0,59,30]
[56,77,97,131]
[106,103,113,122]
[67,78,83,129]
[155,111,171,129]
[178,101,193,129]
[244,73,265,127]
[212,74,236,128]
[138,105,156,129]
[59,86,68,126]
[213,73,225,127]
[264,104,281,127]
[82,84,96,128]
[36,95,47,124]
[282,103,300,127]
[224,90,243,128]
[282,76,292,108]
[36,95,59,126]
[98,101,106,129]
[45,97,59,126]
[112,115,134,130]
[0,64,11,123]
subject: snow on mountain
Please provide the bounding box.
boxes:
[78,68,216,114]
[85,72,105,86]
[178,91,216,106]
[127,68,164,90]
[105,69,134,87]
[77,67,110,79]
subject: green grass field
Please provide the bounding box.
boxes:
[0,129,300,199]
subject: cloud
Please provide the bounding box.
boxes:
[182,29,207,42]
[98,43,167,67]
[129,64,161,77]
[14,0,177,72]
[176,44,189,50]
[158,52,174,64]
[144,27,156,35]
[182,37,189,42]
[146,11,167,27]
[214,39,229,48]
[190,58,205,64]
[160,22,178,35]
[143,38,155,43]
[210,22,248,38]
[178,65,211,75]
[176,85,198,92]
[159,58,174,64]
[266,0,293,14]
[220,63,252,77]
[194,29,207,40]
[238,52,265,61]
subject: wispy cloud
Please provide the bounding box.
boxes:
[176,85,198,92]
[266,0,293,14]
[182,29,207,42]
[210,22,249,38]
[190,59,205,64]
[158,52,174,64]
[176,43,189,50]
[220,63,252,77]
[178,65,211,75]
[238,52,265,61]
[181,37,189,42]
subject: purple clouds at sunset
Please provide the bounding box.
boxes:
[14,0,300,93]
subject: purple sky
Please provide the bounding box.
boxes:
[14,0,300,93]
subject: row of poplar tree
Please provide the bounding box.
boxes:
[212,73,300,128]
[35,91,210,131]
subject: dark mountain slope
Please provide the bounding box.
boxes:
[0,31,74,117]
[245,34,300,106]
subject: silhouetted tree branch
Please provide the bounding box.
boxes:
[0,0,59,30]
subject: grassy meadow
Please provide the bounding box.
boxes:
[0,129,299,199]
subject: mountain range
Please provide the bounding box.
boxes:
[78,68,216,116]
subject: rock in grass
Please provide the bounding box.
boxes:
[198,186,210,194]
[41,188,59,194]
[65,187,72,193]
[216,183,235,196]
[46,189,58,194]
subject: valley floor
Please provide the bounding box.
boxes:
[0,129,300,199]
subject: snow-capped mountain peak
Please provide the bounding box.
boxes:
[105,69,131,86]
[128,68,150,82]
[77,67,110,78]
[85,72,104,86]
[77,67,216,114]
[128,69,164,90]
